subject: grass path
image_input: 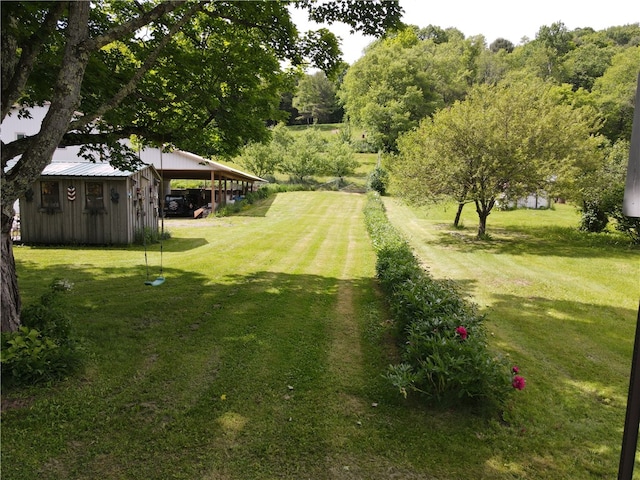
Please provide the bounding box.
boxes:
[3,191,639,479]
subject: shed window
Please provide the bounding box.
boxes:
[40,181,60,209]
[86,182,104,210]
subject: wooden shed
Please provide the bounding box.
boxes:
[19,162,161,245]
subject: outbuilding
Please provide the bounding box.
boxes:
[18,162,161,245]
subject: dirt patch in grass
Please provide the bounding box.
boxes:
[1,395,35,413]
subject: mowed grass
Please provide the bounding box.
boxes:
[382,197,640,477]
[2,191,638,479]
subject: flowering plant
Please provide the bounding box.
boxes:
[511,366,526,390]
[455,326,468,340]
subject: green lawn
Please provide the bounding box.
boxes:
[2,192,639,479]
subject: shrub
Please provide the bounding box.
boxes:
[368,166,389,195]
[1,280,83,388]
[579,202,609,232]
[363,193,520,410]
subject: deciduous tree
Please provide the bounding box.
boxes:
[394,74,604,237]
[293,71,339,124]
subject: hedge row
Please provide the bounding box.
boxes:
[363,193,520,409]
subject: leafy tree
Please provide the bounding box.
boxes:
[604,24,640,46]
[278,127,326,182]
[591,45,640,142]
[417,24,450,44]
[236,141,281,179]
[368,166,389,195]
[394,74,604,238]
[0,0,403,332]
[475,47,512,85]
[292,71,339,124]
[574,139,639,241]
[340,26,482,152]
[323,140,358,180]
[562,42,616,91]
[490,38,514,53]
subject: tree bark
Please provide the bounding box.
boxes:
[475,197,495,238]
[1,2,91,332]
[1,210,20,332]
[454,202,465,228]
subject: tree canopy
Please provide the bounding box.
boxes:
[393,74,605,237]
[292,71,340,124]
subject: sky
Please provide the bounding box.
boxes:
[290,0,640,65]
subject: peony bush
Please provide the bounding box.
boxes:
[364,192,524,410]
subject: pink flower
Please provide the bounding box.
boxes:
[455,326,468,340]
[512,366,520,374]
[512,375,526,390]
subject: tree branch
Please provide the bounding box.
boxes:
[1,2,66,120]
[70,1,205,131]
[85,0,191,51]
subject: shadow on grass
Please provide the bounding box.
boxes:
[427,223,638,259]
[6,256,634,479]
[234,194,277,217]
[486,292,636,408]
[20,234,209,254]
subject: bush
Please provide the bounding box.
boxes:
[135,226,170,245]
[1,280,83,388]
[579,202,609,232]
[368,166,389,195]
[363,193,519,410]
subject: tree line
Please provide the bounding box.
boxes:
[281,22,639,239]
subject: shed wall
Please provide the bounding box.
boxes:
[20,170,159,245]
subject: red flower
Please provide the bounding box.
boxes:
[455,326,468,340]
[512,366,520,374]
[512,375,526,390]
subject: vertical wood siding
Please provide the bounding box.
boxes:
[19,168,159,245]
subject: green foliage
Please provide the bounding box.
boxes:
[292,71,340,124]
[278,127,326,182]
[579,202,609,232]
[591,45,640,142]
[367,166,388,195]
[2,280,82,387]
[574,139,639,242]
[363,193,514,410]
[322,140,358,179]
[394,73,604,237]
[134,226,169,245]
[339,27,446,152]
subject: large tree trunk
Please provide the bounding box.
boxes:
[1,2,91,332]
[1,210,20,332]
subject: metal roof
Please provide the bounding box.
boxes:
[41,162,144,177]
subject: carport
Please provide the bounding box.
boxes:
[138,147,266,215]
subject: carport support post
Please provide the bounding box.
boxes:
[211,170,216,212]
[618,72,640,480]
